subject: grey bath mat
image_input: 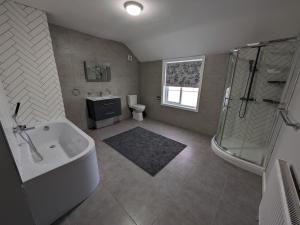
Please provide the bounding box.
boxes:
[103,127,186,176]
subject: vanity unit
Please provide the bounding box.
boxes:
[86,96,121,128]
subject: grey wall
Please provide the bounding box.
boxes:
[49,24,139,130]
[139,54,229,136]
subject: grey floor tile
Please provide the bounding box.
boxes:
[65,185,136,225]
[87,201,136,225]
[173,181,222,225]
[221,176,262,212]
[152,199,195,225]
[185,169,227,197]
[52,216,71,225]
[151,167,186,198]
[65,185,115,224]
[111,180,170,225]
[213,196,259,225]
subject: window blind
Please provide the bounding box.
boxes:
[165,60,202,87]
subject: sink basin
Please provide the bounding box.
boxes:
[86,95,120,101]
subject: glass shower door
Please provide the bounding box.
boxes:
[221,47,262,164]
[216,39,298,166]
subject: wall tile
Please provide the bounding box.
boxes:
[0,0,65,126]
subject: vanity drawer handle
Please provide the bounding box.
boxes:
[105,112,115,115]
[104,103,115,106]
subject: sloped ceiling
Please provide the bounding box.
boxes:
[15,0,300,62]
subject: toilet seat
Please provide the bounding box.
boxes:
[132,104,145,112]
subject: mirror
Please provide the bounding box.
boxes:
[84,61,111,82]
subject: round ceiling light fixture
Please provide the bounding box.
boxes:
[124,1,143,16]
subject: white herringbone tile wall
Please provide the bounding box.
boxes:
[0,0,65,125]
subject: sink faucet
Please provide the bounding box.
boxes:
[12,103,43,161]
[105,88,111,95]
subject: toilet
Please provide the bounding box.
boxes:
[127,95,146,121]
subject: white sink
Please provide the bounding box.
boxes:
[86,95,120,101]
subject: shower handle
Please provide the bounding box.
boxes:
[240,97,255,101]
[223,97,232,108]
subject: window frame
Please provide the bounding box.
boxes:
[165,86,199,108]
[161,56,205,112]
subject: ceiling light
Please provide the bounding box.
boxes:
[124,1,143,16]
[246,42,261,47]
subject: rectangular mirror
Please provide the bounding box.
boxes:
[84,61,111,82]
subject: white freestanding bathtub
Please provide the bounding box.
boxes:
[12,119,100,225]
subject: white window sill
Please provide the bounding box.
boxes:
[161,102,199,112]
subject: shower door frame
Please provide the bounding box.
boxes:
[216,50,239,146]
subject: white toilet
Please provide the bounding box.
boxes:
[127,95,146,121]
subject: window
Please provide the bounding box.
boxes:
[161,56,205,112]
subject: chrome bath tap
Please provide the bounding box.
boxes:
[12,102,43,161]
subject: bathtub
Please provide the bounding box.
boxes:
[14,119,100,225]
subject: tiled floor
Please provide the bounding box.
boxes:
[54,119,262,225]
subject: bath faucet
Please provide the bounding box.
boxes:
[12,102,43,161]
[13,125,35,135]
[12,103,35,133]
[13,124,35,133]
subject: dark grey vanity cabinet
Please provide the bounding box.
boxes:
[86,98,121,121]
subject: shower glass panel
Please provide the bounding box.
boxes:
[215,39,298,166]
[215,51,238,144]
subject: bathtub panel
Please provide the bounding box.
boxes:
[23,149,100,225]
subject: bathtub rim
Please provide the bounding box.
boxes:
[14,118,96,182]
[28,119,95,159]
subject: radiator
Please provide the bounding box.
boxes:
[259,160,300,225]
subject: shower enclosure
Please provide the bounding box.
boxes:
[212,37,299,174]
